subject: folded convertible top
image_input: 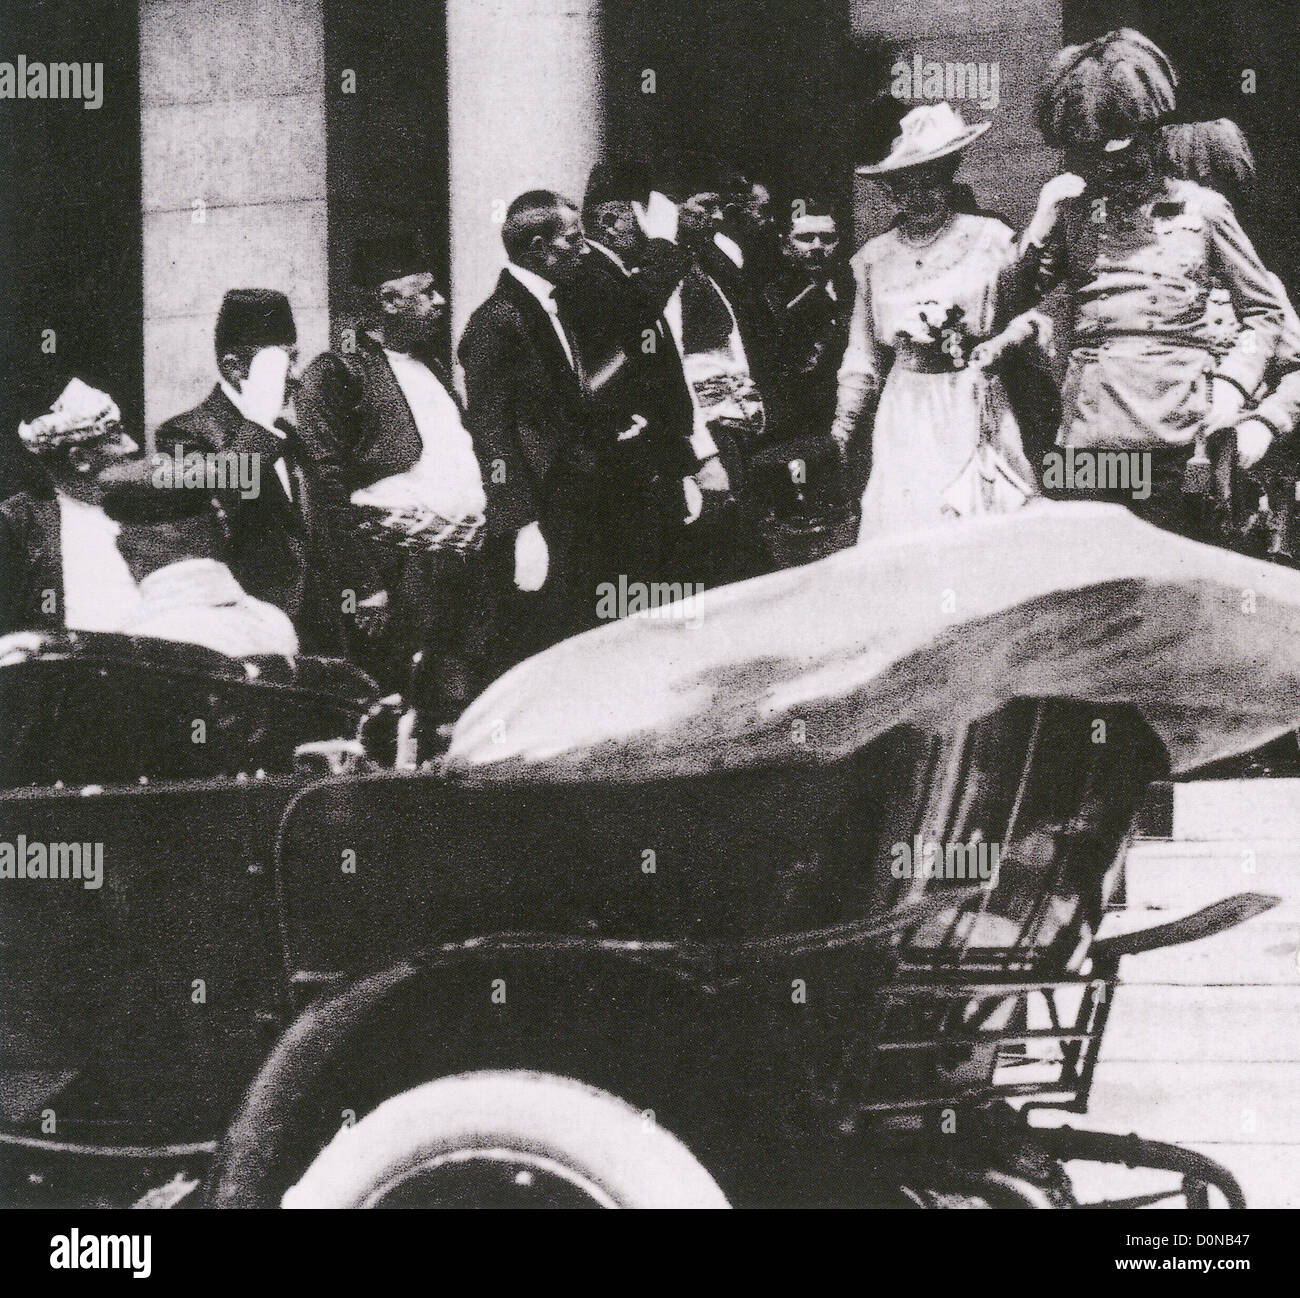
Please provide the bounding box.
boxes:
[446,502,1300,783]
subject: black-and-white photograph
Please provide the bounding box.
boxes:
[0,0,1297,1250]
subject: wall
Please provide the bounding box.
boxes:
[849,0,1064,245]
[0,0,143,495]
[599,0,855,213]
[446,0,604,347]
[139,0,329,432]
[323,0,449,344]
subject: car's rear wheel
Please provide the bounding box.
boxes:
[281,1069,730,1209]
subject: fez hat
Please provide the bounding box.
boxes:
[354,230,432,289]
[583,158,653,213]
[214,289,297,358]
[856,103,990,176]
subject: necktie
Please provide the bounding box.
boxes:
[547,292,587,389]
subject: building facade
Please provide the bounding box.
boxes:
[1,0,1294,449]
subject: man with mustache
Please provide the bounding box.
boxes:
[458,190,606,671]
[567,160,717,592]
[1018,30,1287,536]
[0,380,141,634]
[296,233,488,720]
[155,289,343,653]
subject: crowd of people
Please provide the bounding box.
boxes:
[3,27,1299,745]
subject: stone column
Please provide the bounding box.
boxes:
[446,0,605,348]
[138,0,329,433]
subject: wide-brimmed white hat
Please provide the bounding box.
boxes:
[856,103,991,176]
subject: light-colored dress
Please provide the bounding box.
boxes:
[837,213,1034,537]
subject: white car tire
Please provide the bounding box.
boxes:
[282,1069,730,1208]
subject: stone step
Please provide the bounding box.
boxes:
[1030,1061,1300,1148]
[1051,785,1300,1208]
[1122,839,1300,911]
[1101,915,1300,985]
[1140,778,1300,841]
[1113,834,1299,984]
[1101,984,1300,1062]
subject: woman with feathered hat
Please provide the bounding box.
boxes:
[832,102,1040,537]
[1015,30,1287,533]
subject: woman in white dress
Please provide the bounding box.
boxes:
[832,104,1038,538]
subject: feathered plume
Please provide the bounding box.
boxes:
[1037,28,1178,147]
[1161,119,1257,210]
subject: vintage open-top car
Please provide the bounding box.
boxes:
[2,503,1297,1208]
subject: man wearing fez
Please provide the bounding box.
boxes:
[99,454,298,660]
[664,167,781,586]
[568,160,723,587]
[295,232,488,716]
[0,380,142,635]
[457,190,604,671]
[154,289,343,653]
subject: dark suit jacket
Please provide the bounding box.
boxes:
[762,263,855,435]
[457,269,596,543]
[460,267,640,661]
[154,386,344,654]
[563,241,699,485]
[294,336,459,595]
[0,490,62,633]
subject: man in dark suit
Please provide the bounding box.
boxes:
[567,161,729,590]
[295,235,487,718]
[763,197,854,432]
[458,190,612,670]
[743,196,862,564]
[153,289,344,654]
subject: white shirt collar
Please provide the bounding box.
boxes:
[56,490,118,528]
[590,241,630,275]
[714,232,744,268]
[505,262,560,312]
